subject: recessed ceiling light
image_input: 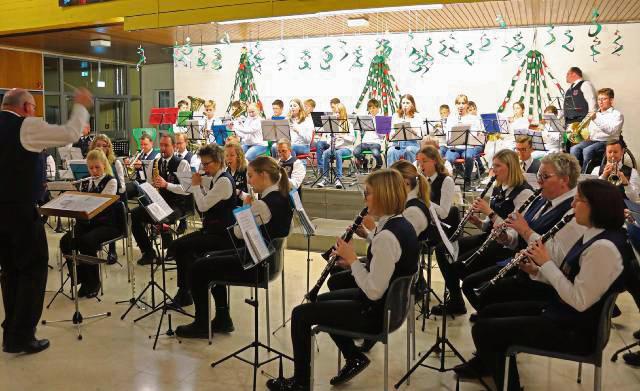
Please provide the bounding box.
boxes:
[90,39,111,48]
[347,18,369,27]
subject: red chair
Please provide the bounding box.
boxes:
[295,130,317,176]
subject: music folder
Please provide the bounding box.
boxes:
[39,191,118,220]
[289,189,315,236]
[233,206,271,268]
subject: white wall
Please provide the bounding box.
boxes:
[142,63,174,129]
[175,24,640,152]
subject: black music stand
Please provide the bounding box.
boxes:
[349,114,379,172]
[543,113,566,152]
[514,128,547,153]
[310,115,350,188]
[425,118,447,138]
[389,121,422,146]
[447,124,486,193]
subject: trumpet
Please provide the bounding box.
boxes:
[473,213,574,297]
[608,159,622,186]
[126,151,143,180]
[449,176,497,242]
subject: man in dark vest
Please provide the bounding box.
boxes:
[130,133,193,265]
[515,135,541,174]
[563,67,596,127]
[591,140,640,202]
[125,133,158,199]
[0,87,93,354]
[276,138,305,194]
[174,133,200,234]
[72,123,94,158]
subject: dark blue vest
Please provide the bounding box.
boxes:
[405,197,430,241]
[259,190,293,240]
[202,171,237,233]
[429,173,447,205]
[280,156,302,197]
[227,167,248,207]
[157,155,192,213]
[33,151,48,204]
[490,182,532,220]
[564,80,589,124]
[73,135,94,158]
[79,175,116,226]
[0,111,38,205]
[518,195,574,249]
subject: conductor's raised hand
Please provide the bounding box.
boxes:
[74,88,94,109]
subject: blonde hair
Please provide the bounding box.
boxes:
[249,156,291,197]
[455,94,469,104]
[493,149,525,188]
[204,100,216,110]
[90,134,116,165]
[288,98,308,123]
[276,138,292,148]
[418,146,448,176]
[365,169,407,215]
[86,149,113,176]
[390,160,430,207]
[224,141,247,171]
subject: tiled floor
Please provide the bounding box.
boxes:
[1,228,640,390]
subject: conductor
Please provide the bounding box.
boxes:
[0,88,93,354]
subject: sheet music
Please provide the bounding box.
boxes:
[290,189,315,235]
[57,146,83,162]
[525,173,540,189]
[139,182,173,222]
[43,193,111,213]
[234,206,270,263]
[429,205,456,261]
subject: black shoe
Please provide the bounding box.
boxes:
[107,251,118,265]
[453,356,491,379]
[136,252,157,266]
[172,288,193,308]
[623,351,640,366]
[329,355,370,386]
[175,322,209,339]
[3,338,50,354]
[469,312,478,323]
[76,284,88,298]
[358,339,377,353]
[211,314,235,333]
[633,329,640,340]
[266,377,309,391]
[176,221,187,236]
[84,283,101,299]
[431,301,467,316]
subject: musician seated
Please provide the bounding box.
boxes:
[72,123,94,158]
[175,156,293,338]
[265,170,418,391]
[199,100,223,144]
[387,94,423,167]
[590,140,640,202]
[276,138,306,191]
[352,99,384,171]
[59,150,119,298]
[462,152,583,313]
[303,98,316,116]
[272,99,285,119]
[131,133,192,265]
[234,103,268,161]
[174,133,201,172]
[125,133,158,199]
[570,88,624,172]
[514,135,541,173]
[224,141,249,206]
[168,145,238,308]
[417,137,454,175]
[316,103,355,190]
[454,179,628,391]
[433,149,534,316]
[535,105,563,158]
[270,98,313,159]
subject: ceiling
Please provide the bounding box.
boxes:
[0,0,638,64]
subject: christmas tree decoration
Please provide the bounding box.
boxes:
[211,48,223,71]
[338,39,349,61]
[226,47,265,117]
[496,14,507,29]
[438,39,449,57]
[277,47,288,71]
[464,42,475,66]
[545,25,556,47]
[220,32,231,45]
[497,50,564,121]
[612,29,624,56]
[248,41,264,74]
[588,8,602,37]
[354,39,401,116]
[320,44,334,71]
[299,49,312,70]
[562,29,575,52]
[350,45,364,70]
[590,35,601,62]
[480,32,492,51]
[136,45,146,71]
[196,47,208,70]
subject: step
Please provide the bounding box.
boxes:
[287,218,369,255]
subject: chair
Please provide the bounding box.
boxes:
[310,274,416,391]
[207,237,287,347]
[97,201,131,293]
[296,131,317,176]
[503,293,619,391]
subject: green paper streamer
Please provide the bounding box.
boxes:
[588,8,602,38]
[545,25,556,46]
[338,40,349,61]
[562,29,575,52]
[480,33,492,51]
[354,39,400,116]
[226,47,264,117]
[511,32,525,54]
[136,45,146,71]
[464,42,475,66]
[211,48,222,71]
[277,47,287,71]
[248,41,264,74]
[196,47,207,69]
[320,45,334,71]
[220,32,231,45]
[173,42,187,67]
[299,50,311,70]
[448,33,459,54]
[438,40,449,57]
[501,45,513,61]
[350,45,364,70]
[612,30,624,56]
[590,36,601,62]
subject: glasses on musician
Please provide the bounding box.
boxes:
[536,172,556,182]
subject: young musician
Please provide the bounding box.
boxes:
[270,98,313,158]
[433,149,533,316]
[175,156,293,337]
[417,136,454,174]
[314,98,341,175]
[59,149,119,298]
[200,100,222,144]
[317,103,355,189]
[352,98,384,171]
[509,102,530,133]
[72,122,94,158]
[168,145,237,307]
[467,101,478,116]
[234,103,268,161]
[455,179,628,391]
[591,140,640,202]
[272,99,285,119]
[570,88,624,171]
[125,133,158,199]
[303,99,316,115]
[537,105,563,157]
[130,133,192,265]
[266,169,418,390]
[224,141,249,205]
[174,133,201,172]
[434,104,451,155]
[416,146,455,220]
[514,135,541,173]
[174,100,191,134]
[276,138,306,191]
[387,94,423,167]
[177,100,190,112]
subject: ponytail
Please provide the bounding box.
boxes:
[249,155,291,197]
[390,160,430,206]
[278,166,291,197]
[416,174,431,207]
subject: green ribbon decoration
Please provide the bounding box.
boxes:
[173,42,187,67]
[338,40,349,62]
[438,40,449,57]
[299,50,311,70]
[588,8,602,38]
[480,33,492,51]
[320,45,334,71]
[354,39,400,116]
[277,47,287,71]
[562,29,575,52]
[545,25,556,46]
[136,45,146,71]
[248,42,264,74]
[211,48,222,71]
[196,47,207,70]
[496,14,507,29]
[501,44,513,61]
[464,42,475,66]
[350,46,364,70]
[448,33,459,54]
[511,32,525,54]
[219,32,231,45]
[612,30,624,56]
[590,36,601,62]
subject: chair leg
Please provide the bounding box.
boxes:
[266,285,271,349]
[594,365,601,391]
[503,355,511,391]
[208,283,213,345]
[310,333,316,390]
[281,264,286,328]
[384,341,389,391]
[337,351,341,374]
[577,362,583,384]
[406,322,411,386]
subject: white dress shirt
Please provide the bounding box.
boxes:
[535,227,623,312]
[87,174,118,196]
[571,79,597,113]
[588,107,624,142]
[233,183,279,239]
[174,149,201,172]
[235,115,266,146]
[426,172,455,220]
[334,122,356,150]
[199,116,223,144]
[191,167,233,213]
[351,214,404,301]
[281,158,306,189]
[520,157,534,173]
[487,185,535,227]
[542,123,563,153]
[591,162,640,202]
[403,187,429,238]
[113,159,126,194]
[361,119,385,145]
[46,155,56,180]
[445,114,483,149]
[156,157,191,195]
[290,116,314,145]
[12,104,89,153]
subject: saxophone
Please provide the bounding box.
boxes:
[152,158,160,185]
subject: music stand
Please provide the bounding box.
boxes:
[514,129,547,153]
[543,113,566,151]
[40,192,118,340]
[447,124,486,193]
[310,115,351,188]
[261,119,291,142]
[424,118,447,138]
[310,111,329,129]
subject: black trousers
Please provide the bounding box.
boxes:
[0,204,49,345]
[291,288,381,386]
[434,233,514,300]
[60,222,119,286]
[130,205,184,255]
[169,230,234,290]
[472,301,591,390]
[462,266,557,312]
[125,181,141,200]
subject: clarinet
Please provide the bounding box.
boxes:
[461,188,542,266]
[307,207,368,302]
[448,175,497,242]
[473,213,575,297]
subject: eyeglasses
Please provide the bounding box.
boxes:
[201,160,215,167]
[536,172,556,182]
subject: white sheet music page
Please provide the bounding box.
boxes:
[290,189,315,235]
[139,182,173,222]
[43,193,111,213]
[234,206,270,263]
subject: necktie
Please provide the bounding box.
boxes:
[177,154,182,159]
[539,200,552,216]
[162,160,168,176]
[89,180,96,193]
[521,161,527,171]
[428,178,432,184]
